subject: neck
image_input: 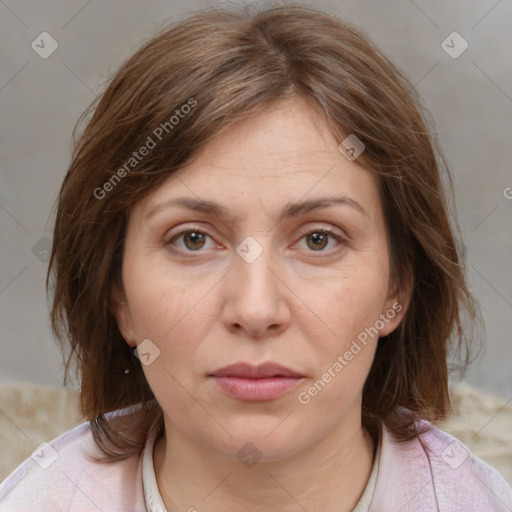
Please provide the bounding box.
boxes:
[154,412,376,512]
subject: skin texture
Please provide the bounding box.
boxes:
[112,98,411,512]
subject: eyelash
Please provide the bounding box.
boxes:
[163,224,348,258]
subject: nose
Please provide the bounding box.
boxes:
[220,237,291,339]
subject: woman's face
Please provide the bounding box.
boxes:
[113,98,408,461]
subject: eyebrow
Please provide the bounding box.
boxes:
[145,194,368,222]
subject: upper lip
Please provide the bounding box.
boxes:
[210,362,304,379]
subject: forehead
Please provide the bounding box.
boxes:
[135,98,379,221]
[198,98,341,171]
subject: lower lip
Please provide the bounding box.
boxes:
[211,376,303,401]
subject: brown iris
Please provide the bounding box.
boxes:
[306,232,329,251]
[183,231,206,250]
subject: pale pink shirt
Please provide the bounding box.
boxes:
[1,403,511,511]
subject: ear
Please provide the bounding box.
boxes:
[110,284,137,347]
[379,266,413,337]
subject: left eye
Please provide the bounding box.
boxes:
[297,229,344,252]
[164,227,344,255]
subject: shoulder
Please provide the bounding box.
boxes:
[372,417,512,512]
[0,404,148,512]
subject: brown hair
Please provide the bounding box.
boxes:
[47,2,482,462]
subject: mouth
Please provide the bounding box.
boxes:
[208,362,305,402]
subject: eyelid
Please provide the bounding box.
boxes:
[295,223,348,242]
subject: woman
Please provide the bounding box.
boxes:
[1,3,510,511]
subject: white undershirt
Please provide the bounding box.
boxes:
[142,425,380,512]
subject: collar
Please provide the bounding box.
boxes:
[371,420,439,511]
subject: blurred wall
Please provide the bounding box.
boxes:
[1,0,511,398]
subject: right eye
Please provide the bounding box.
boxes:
[164,226,220,256]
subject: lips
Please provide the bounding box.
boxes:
[210,362,304,379]
[209,362,304,401]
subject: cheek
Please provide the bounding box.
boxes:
[322,265,389,337]
[306,264,388,390]
[123,260,217,364]
[308,280,382,404]
[123,248,183,335]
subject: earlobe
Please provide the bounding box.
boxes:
[380,268,413,337]
[110,286,137,346]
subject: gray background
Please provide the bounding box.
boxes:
[1,0,511,399]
